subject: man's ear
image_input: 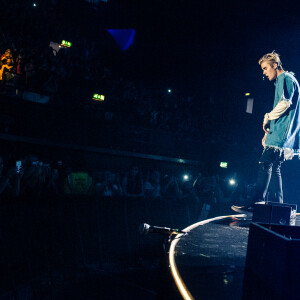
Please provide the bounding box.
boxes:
[273,63,278,70]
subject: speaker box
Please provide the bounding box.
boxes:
[252,202,297,225]
[243,222,300,300]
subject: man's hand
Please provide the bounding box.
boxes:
[262,133,267,147]
[263,123,269,134]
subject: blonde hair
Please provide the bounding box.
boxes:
[258,51,283,70]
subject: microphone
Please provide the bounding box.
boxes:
[139,223,186,235]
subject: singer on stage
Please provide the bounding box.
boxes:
[233,51,300,213]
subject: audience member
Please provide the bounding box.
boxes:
[42,164,63,201]
[20,155,47,201]
[0,49,14,84]
[181,176,200,222]
[161,174,182,200]
[0,155,22,199]
[24,57,36,89]
[95,170,123,197]
[122,165,144,198]
[144,170,161,200]
[64,168,93,196]
[15,53,24,86]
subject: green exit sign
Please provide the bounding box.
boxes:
[92,94,105,101]
[220,162,228,168]
[61,40,72,47]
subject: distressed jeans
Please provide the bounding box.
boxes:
[254,160,283,203]
[252,147,284,205]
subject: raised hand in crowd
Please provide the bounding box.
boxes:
[0,156,23,198]
[20,157,49,199]
[161,175,182,198]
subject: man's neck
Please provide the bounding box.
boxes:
[276,69,285,78]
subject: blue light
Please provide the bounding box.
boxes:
[107,29,135,51]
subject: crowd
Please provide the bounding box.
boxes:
[0,0,256,155]
[0,1,259,216]
[0,152,253,221]
[0,0,104,95]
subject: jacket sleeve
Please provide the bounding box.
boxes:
[263,99,290,125]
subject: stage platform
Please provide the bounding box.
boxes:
[169,215,300,300]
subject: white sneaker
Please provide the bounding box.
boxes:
[254,201,266,205]
[231,205,253,214]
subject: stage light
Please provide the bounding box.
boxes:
[245,92,251,96]
[92,94,105,101]
[229,179,236,185]
[220,162,228,168]
[107,29,135,51]
[168,89,172,93]
[33,3,37,7]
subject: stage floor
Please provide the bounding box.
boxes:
[169,215,300,300]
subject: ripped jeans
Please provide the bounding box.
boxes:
[253,146,284,204]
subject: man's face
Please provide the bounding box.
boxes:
[261,61,277,81]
